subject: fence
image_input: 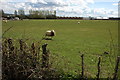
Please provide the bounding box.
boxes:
[2,38,120,80]
[42,44,120,80]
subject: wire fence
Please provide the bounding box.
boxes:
[2,38,120,80]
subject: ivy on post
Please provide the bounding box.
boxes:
[42,43,49,68]
[7,38,14,53]
[31,42,37,67]
[19,39,24,51]
[31,43,36,56]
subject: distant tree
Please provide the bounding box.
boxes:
[0,11,1,17]
[29,9,33,15]
[49,11,53,15]
[18,9,25,15]
[2,10,4,15]
[28,9,56,19]
[29,9,33,18]
[1,9,5,17]
[18,9,25,19]
[14,10,17,16]
[54,10,56,16]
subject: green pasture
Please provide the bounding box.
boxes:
[2,20,118,78]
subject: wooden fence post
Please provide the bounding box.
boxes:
[31,43,36,55]
[42,43,49,68]
[19,39,24,51]
[113,56,120,80]
[81,54,84,79]
[96,56,101,80]
[8,39,13,51]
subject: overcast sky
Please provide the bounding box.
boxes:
[0,0,119,17]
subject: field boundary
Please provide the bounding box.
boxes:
[2,38,120,80]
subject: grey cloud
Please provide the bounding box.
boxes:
[25,2,67,8]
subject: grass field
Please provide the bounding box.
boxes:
[2,20,118,78]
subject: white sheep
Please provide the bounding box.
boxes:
[45,30,56,39]
[3,20,8,23]
[77,21,80,24]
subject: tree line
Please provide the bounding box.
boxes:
[1,9,57,19]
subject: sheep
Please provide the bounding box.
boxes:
[3,20,8,23]
[5,20,7,23]
[104,51,109,54]
[44,30,56,40]
[77,21,80,24]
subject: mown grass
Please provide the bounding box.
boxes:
[2,20,118,78]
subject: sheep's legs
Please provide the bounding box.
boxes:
[44,36,53,40]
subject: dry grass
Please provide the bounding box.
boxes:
[2,38,59,80]
[2,38,83,80]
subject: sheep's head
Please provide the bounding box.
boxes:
[52,30,56,36]
[52,30,55,32]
